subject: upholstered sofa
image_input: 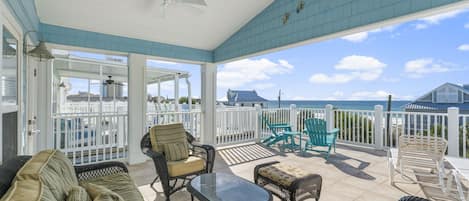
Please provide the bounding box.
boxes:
[0,150,143,201]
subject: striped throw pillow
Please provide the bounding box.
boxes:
[66,186,91,201]
[163,142,189,161]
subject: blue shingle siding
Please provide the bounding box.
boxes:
[213,0,465,62]
[39,23,213,63]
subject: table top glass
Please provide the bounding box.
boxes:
[188,173,272,201]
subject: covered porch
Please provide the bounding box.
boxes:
[1,0,469,201]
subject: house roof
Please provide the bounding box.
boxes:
[227,90,267,103]
[404,102,469,113]
[416,82,469,101]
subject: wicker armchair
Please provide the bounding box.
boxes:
[140,125,215,201]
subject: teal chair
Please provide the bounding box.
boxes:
[303,118,339,160]
[261,116,291,146]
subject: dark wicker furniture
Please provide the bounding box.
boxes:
[140,131,215,201]
[254,161,322,201]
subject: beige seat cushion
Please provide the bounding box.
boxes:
[258,163,309,187]
[66,186,92,201]
[3,149,78,201]
[149,123,188,154]
[167,156,205,177]
[80,172,144,201]
[81,183,124,201]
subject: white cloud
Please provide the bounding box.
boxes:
[252,83,275,90]
[458,44,469,51]
[310,55,386,84]
[414,9,466,30]
[341,32,368,43]
[465,23,469,29]
[382,77,400,83]
[341,25,397,42]
[217,58,294,88]
[350,90,391,100]
[332,91,344,97]
[404,58,453,78]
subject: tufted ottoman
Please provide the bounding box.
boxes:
[254,161,322,201]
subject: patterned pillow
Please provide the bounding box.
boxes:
[163,142,189,161]
[66,186,91,201]
[81,183,124,201]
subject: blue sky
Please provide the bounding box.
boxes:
[67,8,469,101]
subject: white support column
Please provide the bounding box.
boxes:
[36,60,53,151]
[200,63,217,145]
[325,104,334,131]
[290,104,297,131]
[448,107,460,157]
[174,74,180,112]
[255,104,262,142]
[0,24,3,163]
[374,105,384,149]
[128,54,147,165]
[186,77,192,112]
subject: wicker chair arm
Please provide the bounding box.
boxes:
[191,143,216,173]
[143,149,171,186]
[74,161,128,181]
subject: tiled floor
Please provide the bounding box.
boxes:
[129,143,424,201]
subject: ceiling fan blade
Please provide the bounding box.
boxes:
[174,0,207,6]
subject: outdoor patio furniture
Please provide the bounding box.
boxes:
[398,196,430,201]
[415,169,468,201]
[282,131,303,152]
[187,173,273,201]
[0,149,143,201]
[140,123,216,201]
[303,118,339,160]
[254,161,322,201]
[388,135,448,186]
[261,116,292,146]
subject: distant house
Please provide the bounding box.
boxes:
[226,89,268,107]
[404,83,469,114]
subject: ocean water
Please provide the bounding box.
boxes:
[265,100,411,111]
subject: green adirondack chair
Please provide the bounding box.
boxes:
[303,118,339,160]
[261,116,291,146]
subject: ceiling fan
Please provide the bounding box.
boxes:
[159,0,207,17]
[103,76,124,86]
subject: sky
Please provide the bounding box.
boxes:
[65,8,469,101]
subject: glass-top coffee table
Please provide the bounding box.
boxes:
[187,173,272,201]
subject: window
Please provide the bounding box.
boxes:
[1,27,18,105]
[436,86,459,103]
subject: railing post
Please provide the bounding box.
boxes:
[325,104,334,131]
[290,104,297,131]
[374,105,384,149]
[448,107,460,157]
[255,104,262,143]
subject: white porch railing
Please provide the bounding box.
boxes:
[52,113,128,165]
[51,104,469,165]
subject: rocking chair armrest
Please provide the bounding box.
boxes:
[74,161,128,181]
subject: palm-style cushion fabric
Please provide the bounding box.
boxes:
[81,183,124,201]
[66,186,92,201]
[79,172,144,201]
[167,156,205,177]
[163,142,189,161]
[258,163,309,187]
[1,149,79,201]
[149,123,189,160]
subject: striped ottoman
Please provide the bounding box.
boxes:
[254,161,322,201]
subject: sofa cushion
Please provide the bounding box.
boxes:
[167,156,205,177]
[0,179,41,201]
[149,123,187,153]
[81,183,124,201]
[15,149,78,201]
[79,172,144,201]
[163,142,189,161]
[66,186,91,201]
[0,156,31,198]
